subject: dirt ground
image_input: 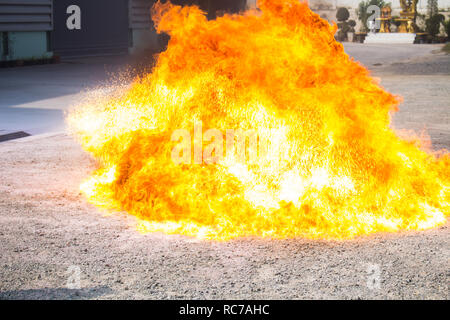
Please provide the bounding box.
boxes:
[0,45,449,300]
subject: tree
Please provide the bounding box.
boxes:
[427,0,439,18]
[426,14,445,36]
[336,7,350,22]
[443,18,450,40]
[356,0,386,32]
[415,13,427,32]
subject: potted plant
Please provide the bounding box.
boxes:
[425,14,445,43]
[347,19,356,42]
[336,7,350,41]
[443,18,450,41]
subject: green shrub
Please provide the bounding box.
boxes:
[442,19,450,40]
[426,14,445,36]
[336,7,350,22]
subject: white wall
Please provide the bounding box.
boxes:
[247,0,257,8]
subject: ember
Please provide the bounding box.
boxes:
[68,0,449,240]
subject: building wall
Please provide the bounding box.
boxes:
[0,0,53,61]
[129,0,159,54]
[52,0,129,57]
[129,0,249,54]
[6,31,51,60]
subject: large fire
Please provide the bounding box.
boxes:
[68,0,449,240]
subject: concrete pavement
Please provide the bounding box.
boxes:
[0,55,134,136]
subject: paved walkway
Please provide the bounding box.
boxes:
[0,55,132,135]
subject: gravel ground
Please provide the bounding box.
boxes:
[0,46,449,300]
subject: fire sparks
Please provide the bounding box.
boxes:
[68,0,449,240]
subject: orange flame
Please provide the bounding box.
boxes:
[68,0,449,240]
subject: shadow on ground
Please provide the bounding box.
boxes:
[0,286,113,300]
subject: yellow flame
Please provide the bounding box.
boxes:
[68,0,449,240]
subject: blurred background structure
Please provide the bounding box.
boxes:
[0,0,249,62]
[0,0,449,62]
